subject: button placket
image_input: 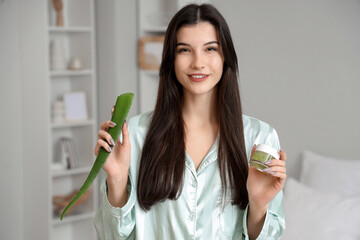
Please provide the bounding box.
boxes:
[190,180,197,222]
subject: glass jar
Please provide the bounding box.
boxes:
[250,144,280,172]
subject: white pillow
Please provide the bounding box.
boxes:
[282,178,360,240]
[300,150,360,196]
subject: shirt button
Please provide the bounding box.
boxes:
[190,212,196,220]
[192,181,198,187]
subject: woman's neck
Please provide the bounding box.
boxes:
[182,89,219,128]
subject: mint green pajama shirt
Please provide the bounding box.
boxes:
[94,112,285,239]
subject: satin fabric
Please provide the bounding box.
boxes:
[94,112,285,239]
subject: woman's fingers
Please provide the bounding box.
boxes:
[98,120,117,145]
[94,139,112,156]
[263,166,286,174]
[265,171,287,179]
[279,149,287,161]
[265,158,285,167]
[95,118,129,156]
[100,120,117,131]
[262,166,287,179]
[95,120,117,156]
[262,149,287,179]
[98,129,115,146]
[121,121,129,147]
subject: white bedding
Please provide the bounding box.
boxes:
[281,150,360,240]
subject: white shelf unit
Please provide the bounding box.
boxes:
[46,0,98,239]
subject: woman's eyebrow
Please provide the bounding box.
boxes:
[176,41,220,47]
[204,41,219,46]
[176,42,190,47]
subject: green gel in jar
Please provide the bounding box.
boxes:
[250,144,280,172]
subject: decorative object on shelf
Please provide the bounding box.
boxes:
[50,39,66,70]
[63,91,88,121]
[53,190,90,216]
[138,35,165,70]
[60,137,78,169]
[68,57,83,70]
[52,0,64,27]
[52,100,65,123]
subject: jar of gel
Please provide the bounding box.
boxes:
[250,144,279,172]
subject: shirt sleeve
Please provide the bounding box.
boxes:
[241,191,285,240]
[94,175,136,240]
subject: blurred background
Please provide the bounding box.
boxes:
[1,0,359,239]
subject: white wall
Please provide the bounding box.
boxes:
[96,0,138,125]
[0,1,24,239]
[0,0,50,239]
[212,0,360,178]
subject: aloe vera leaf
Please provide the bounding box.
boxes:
[60,93,134,220]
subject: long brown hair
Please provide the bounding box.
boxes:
[137,4,249,211]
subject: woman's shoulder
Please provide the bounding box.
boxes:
[127,111,154,134]
[242,114,280,150]
[242,114,276,132]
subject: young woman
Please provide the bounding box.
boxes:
[94,4,286,240]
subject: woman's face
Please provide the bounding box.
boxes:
[174,21,224,97]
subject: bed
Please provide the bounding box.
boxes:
[281,150,360,239]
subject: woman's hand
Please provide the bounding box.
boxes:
[246,145,287,209]
[246,145,287,239]
[94,108,131,207]
[94,107,131,181]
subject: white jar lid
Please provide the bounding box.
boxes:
[255,144,280,159]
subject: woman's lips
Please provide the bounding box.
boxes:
[188,74,209,82]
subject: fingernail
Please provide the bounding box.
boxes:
[263,167,271,172]
[110,138,115,146]
[107,146,112,152]
[269,171,276,175]
[109,121,116,126]
[265,160,272,165]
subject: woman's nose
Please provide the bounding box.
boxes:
[190,52,205,69]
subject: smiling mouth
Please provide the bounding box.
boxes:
[188,74,209,82]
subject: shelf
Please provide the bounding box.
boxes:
[51,120,95,129]
[49,26,92,33]
[52,166,92,178]
[50,69,93,77]
[46,0,97,239]
[52,212,95,226]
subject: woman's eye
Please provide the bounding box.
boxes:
[178,48,189,53]
[207,47,217,51]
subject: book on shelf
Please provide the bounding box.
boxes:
[60,137,79,169]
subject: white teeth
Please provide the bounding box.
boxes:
[191,75,206,78]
